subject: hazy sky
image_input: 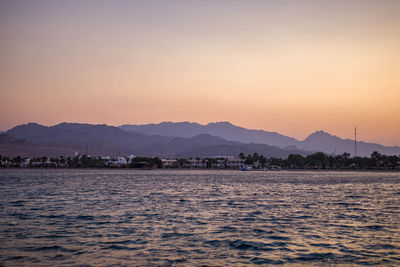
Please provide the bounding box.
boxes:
[1,0,399,145]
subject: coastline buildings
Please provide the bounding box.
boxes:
[1,152,399,170]
[226,158,245,169]
[161,158,178,168]
[183,159,206,168]
[0,155,263,169]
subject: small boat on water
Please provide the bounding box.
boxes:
[241,166,253,171]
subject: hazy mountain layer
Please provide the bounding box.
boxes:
[0,133,79,157]
[6,123,171,156]
[297,130,400,157]
[120,122,400,156]
[119,121,298,147]
[3,123,307,158]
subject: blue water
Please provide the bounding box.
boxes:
[0,170,399,266]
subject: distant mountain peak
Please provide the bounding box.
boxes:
[309,130,335,137]
[207,121,234,126]
[160,121,190,125]
[190,133,227,141]
[23,122,46,128]
[304,130,340,142]
[313,130,328,135]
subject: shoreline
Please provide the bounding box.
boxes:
[1,167,399,173]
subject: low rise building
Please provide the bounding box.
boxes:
[212,159,226,169]
[162,158,178,168]
[20,158,31,167]
[184,159,206,168]
[227,158,245,169]
[110,157,128,167]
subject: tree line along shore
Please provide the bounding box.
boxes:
[1,151,399,170]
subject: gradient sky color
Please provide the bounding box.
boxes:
[1,0,399,145]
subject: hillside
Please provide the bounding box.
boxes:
[119,121,298,147]
[120,122,400,156]
[3,123,308,158]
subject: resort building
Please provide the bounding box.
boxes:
[184,159,206,168]
[161,158,178,168]
[212,159,226,169]
[226,158,245,169]
[110,157,128,167]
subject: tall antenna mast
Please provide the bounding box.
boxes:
[354,126,357,157]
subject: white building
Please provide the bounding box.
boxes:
[126,154,135,162]
[184,159,206,168]
[212,159,226,169]
[109,157,128,167]
[20,158,31,167]
[161,158,178,168]
[227,158,245,169]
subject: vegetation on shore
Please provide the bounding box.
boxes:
[238,151,400,170]
[1,151,399,170]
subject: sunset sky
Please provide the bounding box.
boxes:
[0,0,399,146]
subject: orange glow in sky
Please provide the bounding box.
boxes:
[0,1,399,145]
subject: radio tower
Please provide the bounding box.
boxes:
[354,126,357,157]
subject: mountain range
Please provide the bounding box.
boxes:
[120,121,400,156]
[1,123,307,158]
[0,121,398,158]
[120,121,298,147]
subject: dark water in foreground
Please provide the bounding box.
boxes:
[0,170,399,266]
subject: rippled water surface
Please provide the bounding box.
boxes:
[0,170,400,266]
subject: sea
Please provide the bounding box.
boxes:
[0,169,399,266]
